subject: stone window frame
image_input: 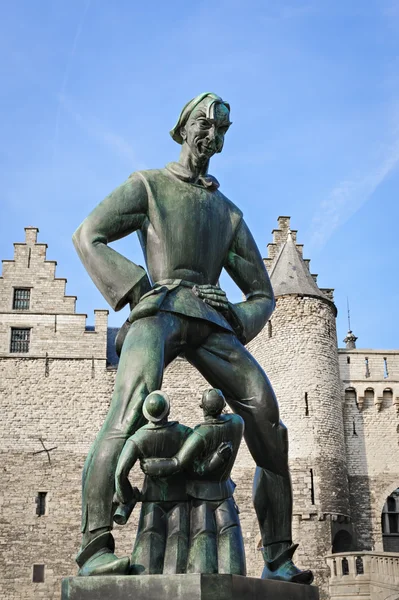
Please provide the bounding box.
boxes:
[11,286,32,311]
[9,326,31,354]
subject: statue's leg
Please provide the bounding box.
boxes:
[186,331,313,584]
[163,501,189,574]
[131,502,166,575]
[187,499,217,574]
[215,498,246,576]
[78,313,183,575]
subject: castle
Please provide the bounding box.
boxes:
[1,217,398,600]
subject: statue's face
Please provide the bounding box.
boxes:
[183,101,231,160]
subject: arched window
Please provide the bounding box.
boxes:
[365,388,374,403]
[383,388,393,405]
[382,487,399,551]
[345,388,357,403]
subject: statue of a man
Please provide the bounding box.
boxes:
[141,388,246,576]
[114,391,192,575]
[73,92,313,584]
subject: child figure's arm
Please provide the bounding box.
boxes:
[114,438,140,505]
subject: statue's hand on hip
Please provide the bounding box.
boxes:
[217,441,233,461]
[192,284,229,312]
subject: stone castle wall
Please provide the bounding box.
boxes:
[1,223,399,600]
[247,293,349,597]
[338,349,399,552]
[0,355,262,600]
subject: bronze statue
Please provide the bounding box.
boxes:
[142,388,246,576]
[115,391,191,575]
[73,92,313,584]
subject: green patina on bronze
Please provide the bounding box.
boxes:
[72,93,313,584]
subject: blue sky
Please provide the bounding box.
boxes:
[1,0,399,348]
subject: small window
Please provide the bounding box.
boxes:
[310,468,315,504]
[36,492,47,516]
[13,288,30,310]
[384,357,389,379]
[10,328,30,353]
[347,357,350,364]
[32,564,45,583]
[365,357,370,378]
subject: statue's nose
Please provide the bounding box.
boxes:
[207,125,216,141]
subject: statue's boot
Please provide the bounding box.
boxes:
[261,543,314,584]
[76,531,130,576]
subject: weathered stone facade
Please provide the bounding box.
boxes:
[0,222,398,599]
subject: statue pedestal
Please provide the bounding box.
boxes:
[61,574,319,600]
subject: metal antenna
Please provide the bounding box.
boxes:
[347,297,351,331]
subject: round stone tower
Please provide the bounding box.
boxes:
[247,216,351,596]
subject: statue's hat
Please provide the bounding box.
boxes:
[170,92,230,144]
[143,390,170,423]
[200,388,226,415]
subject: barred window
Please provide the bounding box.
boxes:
[13,288,30,310]
[10,328,30,353]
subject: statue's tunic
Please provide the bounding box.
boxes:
[73,163,274,345]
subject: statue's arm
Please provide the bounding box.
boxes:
[224,219,275,344]
[114,438,140,505]
[72,173,151,311]
[141,432,205,477]
[195,441,233,475]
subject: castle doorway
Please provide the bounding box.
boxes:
[332,529,354,553]
[381,487,399,552]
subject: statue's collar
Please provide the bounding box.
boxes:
[143,420,178,430]
[165,162,220,191]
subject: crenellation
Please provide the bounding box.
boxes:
[267,242,278,260]
[277,215,291,232]
[24,227,39,245]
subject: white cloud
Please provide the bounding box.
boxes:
[309,138,399,249]
[58,95,143,168]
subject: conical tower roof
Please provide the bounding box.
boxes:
[269,229,335,311]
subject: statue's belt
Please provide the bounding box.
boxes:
[140,279,203,299]
[115,279,235,357]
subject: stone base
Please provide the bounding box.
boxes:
[61,574,319,600]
